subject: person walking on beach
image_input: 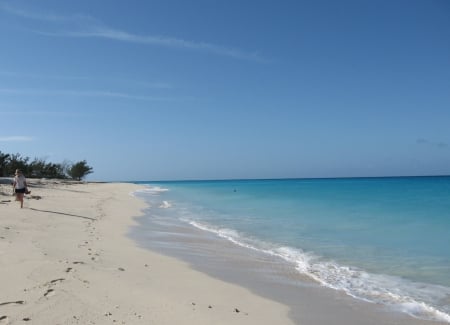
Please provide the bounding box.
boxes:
[12,169,28,208]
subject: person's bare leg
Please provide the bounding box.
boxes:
[18,194,24,208]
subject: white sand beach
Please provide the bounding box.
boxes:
[0,181,292,324]
[1,180,447,325]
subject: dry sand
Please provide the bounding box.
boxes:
[0,180,293,324]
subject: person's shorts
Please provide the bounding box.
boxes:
[15,188,26,194]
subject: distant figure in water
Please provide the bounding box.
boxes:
[12,169,28,208]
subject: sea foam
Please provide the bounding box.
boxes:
[184,219,450,323]
[133,186,169,196]
[159,200,172,209]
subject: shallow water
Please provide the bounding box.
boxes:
[132,177,450,323]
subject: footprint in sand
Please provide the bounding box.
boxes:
[0,316,9,324]
[78,241,89,248]
[42,278,65,298]
[47,278,65,285]
[44,289,55,297]
[0,301,24,306]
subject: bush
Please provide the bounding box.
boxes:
[67,160,93,181]
[0,151,93,180]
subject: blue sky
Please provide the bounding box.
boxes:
[0,0,449,181]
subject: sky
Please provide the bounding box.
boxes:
[0,0,449,181]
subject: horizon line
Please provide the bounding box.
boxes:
[122,174,450,183]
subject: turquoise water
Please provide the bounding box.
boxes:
[134,177,450,322]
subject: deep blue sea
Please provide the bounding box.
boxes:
[133,177,450,323]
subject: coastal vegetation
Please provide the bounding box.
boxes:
[0,151,93,180]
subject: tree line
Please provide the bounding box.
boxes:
[0,151,93,181]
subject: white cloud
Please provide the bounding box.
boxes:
[0,109,87,118]
[0,2,94,24]
[1,3,267,62]
[0,136,34,142]
[61,26,266,62]
[0,70,172,89]
[0,88,177,101]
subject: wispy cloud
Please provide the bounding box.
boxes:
[0,70,173,90]
[0,109,87,118]
[0,2,95,24]
[416,138,448,149]
[57,27,266,62]
[0,70,90,81]
[1,3,267,62]
[0,88,178,101]
[0,136,34,142]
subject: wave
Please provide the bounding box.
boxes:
[131,185,170,197]
[134,183,450,322]
[184,219,450,323]
[159,200,172,209]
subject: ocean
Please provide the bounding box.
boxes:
[131,177,450,323]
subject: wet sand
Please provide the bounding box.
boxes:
[130,189,449,325]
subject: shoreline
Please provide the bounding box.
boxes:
[130,184,449,325]
[0,181,292,324]
[1,180,448,324]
